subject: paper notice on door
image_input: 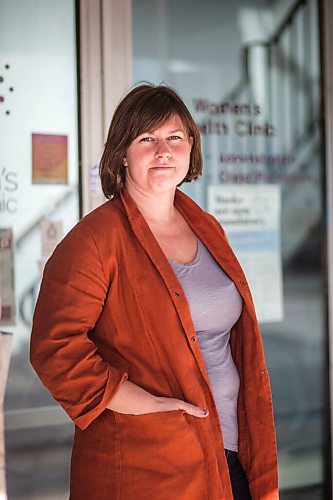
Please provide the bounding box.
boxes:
[0,229,15,325]
[39,220,64,276]
[40,220,63,258]
[208,184,284,323]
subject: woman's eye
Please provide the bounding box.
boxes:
[139,136,154,143]
[168,135,182,141]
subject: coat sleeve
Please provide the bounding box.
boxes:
[30,221,128,430]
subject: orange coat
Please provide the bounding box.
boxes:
[30,187,279,499]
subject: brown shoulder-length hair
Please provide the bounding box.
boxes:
[99,83,203,198]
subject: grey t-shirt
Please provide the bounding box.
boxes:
[168,238,243,451]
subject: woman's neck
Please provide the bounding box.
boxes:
[125,182,178,225]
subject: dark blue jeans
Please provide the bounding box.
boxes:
[225,449,252,500]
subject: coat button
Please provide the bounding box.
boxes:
[261,369,267,374]
[175,291,181,296]
[239,279,246,285]
[191,336,196,342]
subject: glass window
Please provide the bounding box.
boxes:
[132,0,327,498]
[0,0,78,497]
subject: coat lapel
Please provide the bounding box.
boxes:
[119,187,198,337]
[120,186,253,312]
[119,187,184,293]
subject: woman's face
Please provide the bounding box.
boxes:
[123,114,193,195]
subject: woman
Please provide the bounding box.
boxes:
[30,84,278,500]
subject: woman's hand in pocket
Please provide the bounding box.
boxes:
[106,380,209,418]
[155,396,209,418]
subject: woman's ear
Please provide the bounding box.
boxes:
[123,156,128,167]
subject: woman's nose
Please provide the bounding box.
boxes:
[155,140,172,158]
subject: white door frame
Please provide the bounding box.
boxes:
[79,0,132,214]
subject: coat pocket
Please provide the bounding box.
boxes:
[114,410,207,499]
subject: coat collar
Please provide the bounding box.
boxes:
[119,187,180,292]
[119,186,248,296]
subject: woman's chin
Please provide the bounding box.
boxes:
[148,170,185,190]
[148,177,182,193]
[126,171,186,196]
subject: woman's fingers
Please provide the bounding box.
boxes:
[181,403,209,418]
[156,397,209,418]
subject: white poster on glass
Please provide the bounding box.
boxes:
[208,184,284,323]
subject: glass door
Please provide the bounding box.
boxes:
[132,0,328,497]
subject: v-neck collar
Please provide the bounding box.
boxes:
[119,186,252,392]
[119,186,248,295]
